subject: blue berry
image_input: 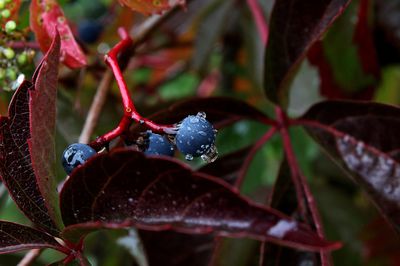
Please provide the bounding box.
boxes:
[175,114,216,158]
[78,20,103,44]
[144,132,174,157]
[62,143,97,175]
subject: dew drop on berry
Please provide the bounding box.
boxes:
[189,116,199,124]
[201,145,218,163]
[197,112,207,119]
[185,154,194,161]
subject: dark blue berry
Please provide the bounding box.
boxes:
[175,115,216,158]
[144,132,174,157]
[62,143,97,175]
[78,20,103,44]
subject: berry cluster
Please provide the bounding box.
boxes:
[62,112,218,175]
[0,0,34,91]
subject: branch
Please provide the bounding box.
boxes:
[234,127,278,189]
[277,108,332,266]
[17,249,42,266]
[246,0,269,45]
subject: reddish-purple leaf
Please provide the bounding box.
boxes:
[0,35,63,235]
[139,231,213,266]
[0,220,63,254]
[60,150,340,252]
[29,33,64,231]
[264,0,351,107]
[301,100,400,230]
[130,97,273,135]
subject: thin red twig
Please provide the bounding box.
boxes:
[278,110,332,266]
[246,0,269,45]
[234,127,278,189]
[90,28,177,149]
[275,107,307,214]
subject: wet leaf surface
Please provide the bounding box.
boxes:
[264,0,351,107]
[302,100,400,230]
[60,150,339,251]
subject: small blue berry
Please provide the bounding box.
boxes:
[144,132,174,157]
[62,143,97,175]
[78,20,103,44]
[176,114,216,158]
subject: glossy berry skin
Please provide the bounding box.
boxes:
[78,20,103,44]
[144,133,174,157]
[176,115,216,157]
[62,143,97,175]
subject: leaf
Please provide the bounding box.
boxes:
[0,35,63,235]
[264,0,351,107]
[118,0,185,15]
[130,97,272,135]
[60,150,340,252]
[301,100,400,231]
[30,32,64,231]
[139,230,213,266]
[0,220,63,254]
[307,0,379,101]
[30,0,87,68]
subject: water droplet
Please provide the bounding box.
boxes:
[190,116,199,123]
[201,145,218,163]
[198,131,207,136]
[197,112,207,119]
[185,154,194,161]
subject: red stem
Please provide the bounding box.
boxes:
[90,28,176,149]
[275,107,307,214]
[277,109,331,266]
[234,127,278,189]
[246,0,269,45]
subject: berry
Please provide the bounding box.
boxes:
[62,143,97,175]
[175,114,216,159]
[144,132,174,157]
[5,20,16,33]
[78,20,103,44]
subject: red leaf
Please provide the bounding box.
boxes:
[301,100,400,231]
[307,0,379,101]
[353,0,380,79]
[60,150,340,252]
[29,33,64,231]
[0,35,63,235]
[30,0,87,68]
[118,0,185,15]
[0,221,63,254]
[264,0,351,107]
